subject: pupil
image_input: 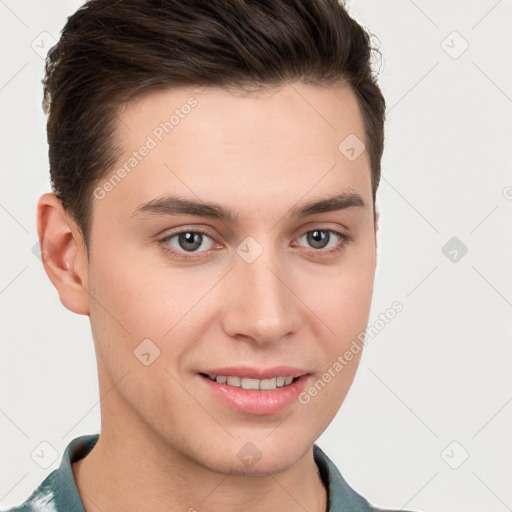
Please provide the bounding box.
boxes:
[179,232,202,251]
[308,230,329,249]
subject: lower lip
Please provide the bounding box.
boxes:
[198,374,310,415]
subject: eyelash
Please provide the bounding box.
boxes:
[159,227,353,262]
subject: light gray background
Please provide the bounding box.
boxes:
[1,1,511,511]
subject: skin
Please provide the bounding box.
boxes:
[38,82,378,512]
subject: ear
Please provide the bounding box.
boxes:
[36,193,90,315]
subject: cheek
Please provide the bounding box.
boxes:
[88,246,215,365]
[300,239,376,337]
[294,237,375,414]
[87,243,168,357]
[90,236,170,319]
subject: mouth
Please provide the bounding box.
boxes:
[197,370,311,415]
[199,373,301,390]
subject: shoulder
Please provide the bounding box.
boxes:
[313,444,419,512]
[1,434,99,512]
[1,472,59,512]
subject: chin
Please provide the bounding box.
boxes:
[192,437,311,477]
[201,453,300,477]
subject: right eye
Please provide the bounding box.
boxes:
[159,229,222,261]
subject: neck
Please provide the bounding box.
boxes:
[72,380,327,512]
[73,435,327,512]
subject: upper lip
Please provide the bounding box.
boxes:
[199,366,309,380]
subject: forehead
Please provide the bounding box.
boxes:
[94,82,371,224]
[117,82,366,149]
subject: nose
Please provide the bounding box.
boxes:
[221,242,300,346]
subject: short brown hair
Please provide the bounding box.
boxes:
[43,0,385,247]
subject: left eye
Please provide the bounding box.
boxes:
[297,229,344,251]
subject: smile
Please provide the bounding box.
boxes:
[202,373,296,390]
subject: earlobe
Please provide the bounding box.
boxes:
[36,193,90,315]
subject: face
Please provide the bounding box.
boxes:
[83,82,376,474]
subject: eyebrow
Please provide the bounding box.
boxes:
[130,190,366,222]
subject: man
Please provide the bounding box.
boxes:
[4,0,416,511]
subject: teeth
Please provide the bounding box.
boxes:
[242,378,260,390]
[259,378,277,390]
[227,376,241,387]
[206,374,297,390]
